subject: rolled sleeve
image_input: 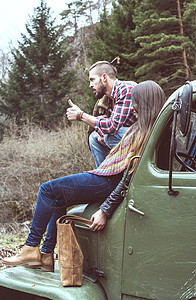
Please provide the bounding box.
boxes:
[94,80,137,137]
[94,116,105,137]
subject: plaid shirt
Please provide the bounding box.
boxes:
[94,79,137,137]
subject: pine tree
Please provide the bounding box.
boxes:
[183,0,196,79]
[60,0,88,36]
[0,0,75,127]
[89,0,137,81]
[60,0,104,36]
[128,0,196,94]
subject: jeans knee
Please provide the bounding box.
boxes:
[104,134,113,148]
[104,134,109,144]
[89,131,97,147]
[39,182,48,192]
[38,182,53,199]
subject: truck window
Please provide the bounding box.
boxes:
[156,111,196,172]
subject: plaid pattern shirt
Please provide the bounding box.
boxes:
[94,79,137,137]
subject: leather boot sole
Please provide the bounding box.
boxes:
[25,265,54,272]
[26,264,54,272]
[40,265,54,272]
[3,260,42,267]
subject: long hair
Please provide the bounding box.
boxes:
[110,80,166,173]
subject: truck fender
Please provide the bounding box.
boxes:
[0,266,107,300]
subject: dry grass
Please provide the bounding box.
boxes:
[0,121,95,223]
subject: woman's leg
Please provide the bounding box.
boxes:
[26,172,122,253]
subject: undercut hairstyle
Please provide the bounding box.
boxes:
[89,61,117,79]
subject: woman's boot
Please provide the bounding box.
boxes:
[40,253,54,272]
[2,245,42,267]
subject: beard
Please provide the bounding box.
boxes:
[96,79,107,99]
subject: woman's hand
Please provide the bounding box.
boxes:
[90,209,107,230]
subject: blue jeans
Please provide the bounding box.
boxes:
[26,172,122,253]
[89,127,130,167]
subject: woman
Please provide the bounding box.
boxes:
[3,81,166,272]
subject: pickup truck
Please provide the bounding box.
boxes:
[0,80,195,300]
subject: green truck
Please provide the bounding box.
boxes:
[0,80,196,300]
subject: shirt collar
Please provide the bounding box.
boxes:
[111,79,118,99]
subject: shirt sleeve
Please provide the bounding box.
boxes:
[94,87,136,136]
[94,115,107,137]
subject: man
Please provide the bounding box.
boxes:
[66,61,137,167]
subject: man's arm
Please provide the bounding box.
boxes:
[94,93,136,135]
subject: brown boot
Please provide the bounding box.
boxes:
[2,245,42,267]
[25,252,54,272]
[40,253,54,272]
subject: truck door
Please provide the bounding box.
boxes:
[121,94,196,300]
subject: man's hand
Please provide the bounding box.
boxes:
[90,209,107,230]
[98,135,106,146]
[66,99,97,128]
[66,99,81,121]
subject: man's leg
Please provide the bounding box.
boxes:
[104,127,130,149]
[89,127,130,167]
[89,131,110,167]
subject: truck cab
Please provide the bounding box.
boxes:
[0,81,196,300]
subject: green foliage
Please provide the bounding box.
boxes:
[0,0,75,128]
[127,0,196,95]
[60,0,100,35]
[87,0,195,95]
[89,0,137,81]
[80,76,98,114]
[183,0,196,78]
[61,0,89,35]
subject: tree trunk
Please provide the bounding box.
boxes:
[176,0,189,80]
